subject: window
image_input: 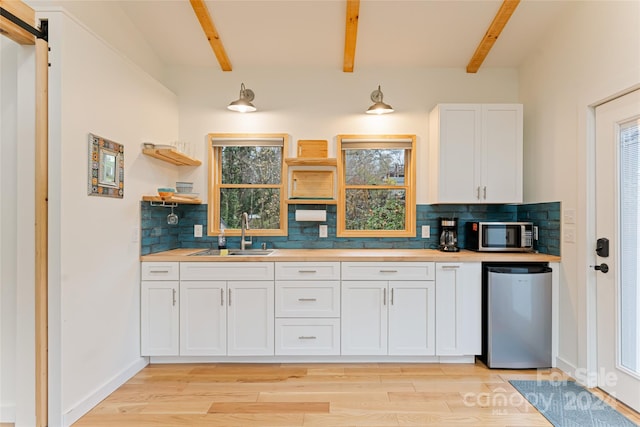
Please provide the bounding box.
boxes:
[208,133,288,236]
[337,135,416,237]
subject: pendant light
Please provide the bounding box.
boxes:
[228,83,256,113]
[366,85,394,114]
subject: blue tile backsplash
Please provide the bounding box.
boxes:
[140,202,560,256]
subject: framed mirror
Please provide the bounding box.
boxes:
[88,133,124,198]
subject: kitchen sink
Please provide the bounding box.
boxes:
[189,248,274,256]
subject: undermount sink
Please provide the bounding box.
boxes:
[189,248,274,256]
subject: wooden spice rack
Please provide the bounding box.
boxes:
[143,148,201,166]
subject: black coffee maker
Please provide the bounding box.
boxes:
[439,217,459,252]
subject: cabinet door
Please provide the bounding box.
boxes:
[435,263,482,356]
[341,281,388,355]
[227,281,274,356]
[428,104,481,203]
[388,281,436,356]
[141,281,179,356]
[180,281,226,356]
[481,104,523,203]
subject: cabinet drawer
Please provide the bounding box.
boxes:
[275,281,340,317]
[275,318,340,355]
[341,262,435,281]
[141,262,179,280]
[180,262,274,281]
[275,262,340,280]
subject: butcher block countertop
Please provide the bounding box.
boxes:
[141,248,561,263]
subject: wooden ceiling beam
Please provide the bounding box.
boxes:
[466,0,520,73]
[343,0,360,72]
[189,0,232,71]
[0,0,36,45]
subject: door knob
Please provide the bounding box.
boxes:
[592,263,609,273]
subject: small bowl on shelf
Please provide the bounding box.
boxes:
[157,187,176,199]
[176,181,193,193]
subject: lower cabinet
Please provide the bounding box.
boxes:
[341,262,436,356]
[141,262,275,357]
[141,281,179,356]
[435,262,482,356]
[274,262,341,355]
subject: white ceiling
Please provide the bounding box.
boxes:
[112,0,576,71]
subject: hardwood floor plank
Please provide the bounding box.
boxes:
[330,400,451,414]
[303,412,399,426]
[259,391,390,402]
[396,412,551,426]
[208,401,329,413]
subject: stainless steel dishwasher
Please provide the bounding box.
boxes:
[481,263,552,369]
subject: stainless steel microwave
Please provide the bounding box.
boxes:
[465,222,534,252]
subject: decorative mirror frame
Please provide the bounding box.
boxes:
[88,133,124,198]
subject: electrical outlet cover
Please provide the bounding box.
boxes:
[319,224,328,238]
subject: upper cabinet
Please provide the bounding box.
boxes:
[427,104,523,204]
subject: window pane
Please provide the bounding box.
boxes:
[619,118,639,374]
[344,149,405,186]
[221,146,282,184]
[345,189,406,230]
[220,188,281,229]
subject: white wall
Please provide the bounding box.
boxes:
[42,9,180,426]
[1,36,38,427]
[167,66,520,203]
[519,1,640,379]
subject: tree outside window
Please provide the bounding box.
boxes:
[208,134,288,236]
[337,135,416,237]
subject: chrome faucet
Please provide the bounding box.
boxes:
[240,212,252,250]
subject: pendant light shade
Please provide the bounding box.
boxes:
[366,85,394,114]
[228,83,256,113]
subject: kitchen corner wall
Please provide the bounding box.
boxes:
[140,201,560,256]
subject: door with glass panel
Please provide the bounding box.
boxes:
[595,89,640,411]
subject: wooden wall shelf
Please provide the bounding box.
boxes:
[285,157,337,167]
[143,148,201,166]
[142,196,202,205]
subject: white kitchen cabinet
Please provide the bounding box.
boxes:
[179,281,226,356]
[428,103,523,204]
[341,263,435,356]
[341,281,388,355]
[275,262,341,355]
[181,263,275,356]
[388,281,436,356]
[227,281,275,356]
[435,262,482,356]
[141,281,179,356]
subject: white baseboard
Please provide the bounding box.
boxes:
[555,356,578,378]
[62,357,148,427]
[0,402,16,423]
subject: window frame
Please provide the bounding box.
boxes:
[207,133,289,237]
[336,134,416,238]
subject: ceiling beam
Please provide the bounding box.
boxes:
[466,0,520,73]
[0,0,36,44]
[343,0,360,72]
[189,0,232,71]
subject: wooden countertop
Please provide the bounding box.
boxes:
[141,248,561,263]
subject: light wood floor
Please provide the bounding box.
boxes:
[73,361,640,426]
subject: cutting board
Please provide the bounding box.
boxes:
[297,140,328,158]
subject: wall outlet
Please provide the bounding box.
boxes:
[131,226,139,243]
[194,224,203,238]
[319,224,328,238]
[421,225,430,238]
[564,227,576,243]
[564,208,576,224]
